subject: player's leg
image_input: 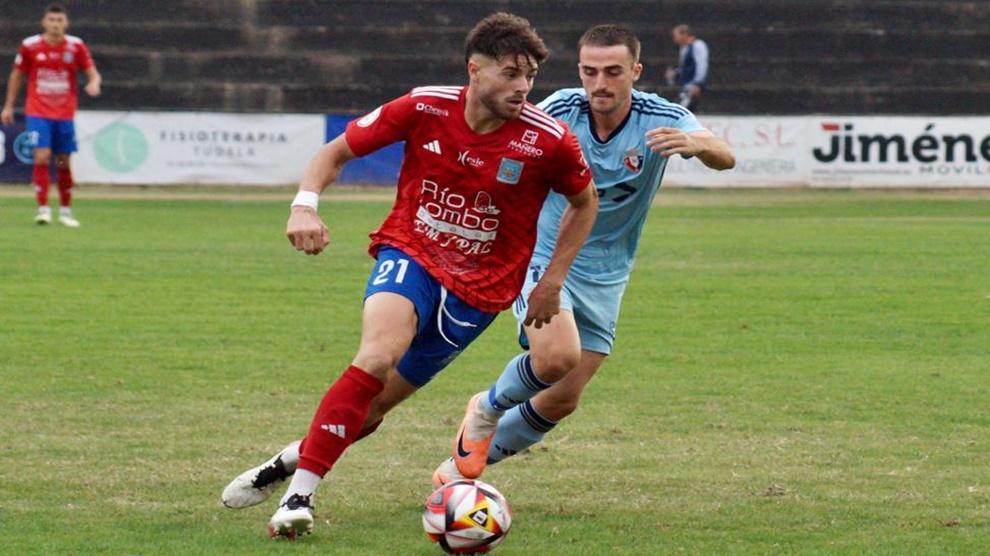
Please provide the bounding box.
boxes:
[27,117,53,224]
[489,350,605,461]
[268,291,415,538]
[221,368,417,509]
[487,273,624,464]
[434,350,605,486]
[52,119,79,226]
[452,261,581,478]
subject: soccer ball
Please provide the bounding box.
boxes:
[422,479,512,554]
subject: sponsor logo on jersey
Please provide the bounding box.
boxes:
[415,102,449,117]
[415,180,502,256]
[522,129,539,145]
[356,106,382,127]
[457,149,484,168]
[623,147,643,172]
[496,158,524,185]
[508,140,543,158]
[423,139,442,154]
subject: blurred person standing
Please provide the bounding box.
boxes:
[1,3,101,227]
[665,24,707,111]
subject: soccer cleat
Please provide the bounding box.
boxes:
[267,493,315,540]
[58,211,80,228]
[34,207,52,225]
[222,441,300,509]
[432,456,466,489]
[451,392,498,479]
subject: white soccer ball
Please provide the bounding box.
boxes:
[422,479,512,554]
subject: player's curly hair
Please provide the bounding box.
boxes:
[578,24,641,62]
[464,12,550,65]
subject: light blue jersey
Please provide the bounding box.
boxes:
[533,88,704,284]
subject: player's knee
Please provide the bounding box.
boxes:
[34,150,51,165]
[351,351,397,380]
[539,392,581,420]
[531,348,580,382]
[54,155,70,169]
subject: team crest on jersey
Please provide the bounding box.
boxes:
[62,51,74,63]
[496,158,524,185]
[623,147,644,172]
[36,53,47,61]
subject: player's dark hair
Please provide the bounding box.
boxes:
[464,12,549,65]
[45,3,67,15]
[578,24,641,62]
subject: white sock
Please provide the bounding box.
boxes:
[280,468,321,505]
[38,205,51,214]
[60,206,72,216]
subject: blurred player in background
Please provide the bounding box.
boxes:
[434,24,734,485]
[221,12,597,540]
[1,3,100,227]
[665,24,708,110]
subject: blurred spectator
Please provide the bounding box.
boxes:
[665,24,707,111]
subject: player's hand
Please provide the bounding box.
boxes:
[85,82,101,97]
[286,207,329,255]
[646,127,704,158]
[688,84,701,98]
[0,107,13,126]
[523,280,561,329]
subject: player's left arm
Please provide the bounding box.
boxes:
[79,42,100,97]
[84,66,101,97]
[524,182,598,329]
[646,128,735,170]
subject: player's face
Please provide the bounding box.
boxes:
[578,45,642,117]
[471,54,538,120]
[41,12,68,37]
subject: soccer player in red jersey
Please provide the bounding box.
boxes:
[221,13,598,540]
[1,3,100,227]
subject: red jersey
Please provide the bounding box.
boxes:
[14,34,95,120]
[345,85,591,313]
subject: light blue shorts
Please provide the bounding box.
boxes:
[512,257,628,355]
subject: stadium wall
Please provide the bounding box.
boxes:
[4,111,989,187]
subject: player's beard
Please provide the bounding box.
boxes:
[482,93,524,120]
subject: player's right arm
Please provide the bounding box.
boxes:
[1,45,29,125]
[1,70,23,125]
[286,134,357,255]
[286,93,417,256]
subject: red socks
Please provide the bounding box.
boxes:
[297,366,384,477]
[33,164,50,206]
[57,167,73,207]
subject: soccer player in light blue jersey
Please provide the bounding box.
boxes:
[438,24,735,484]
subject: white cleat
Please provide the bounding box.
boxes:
[58,212,80,228]
[222,441,300,509]
[432,456,467,489]
[34,207,52,225]
[267,493,315,540]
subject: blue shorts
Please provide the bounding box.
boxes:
[364,247,497,387]
[26,116,77,154]
[513,257,628,355]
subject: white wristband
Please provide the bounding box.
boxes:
[291,190,319,211]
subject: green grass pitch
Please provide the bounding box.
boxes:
[1,188,988,555]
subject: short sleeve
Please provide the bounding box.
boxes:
[14,44,29,73]
[344,93,417,157]
[675,111,705,134]
[76,41,95,70]
[548,127,592,196]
